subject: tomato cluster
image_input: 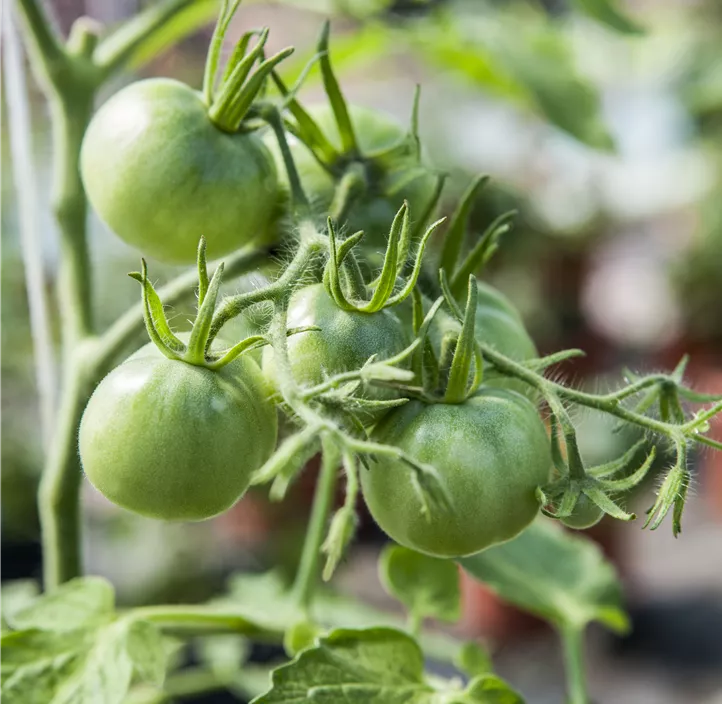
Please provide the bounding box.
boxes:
[78,22,558,558]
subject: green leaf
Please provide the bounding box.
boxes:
[7,577,115,633]
[2,613,166,704]
[415,9,613,149]
[458,519,628,633]
[1,581,39,633]
[379,545,460,624]
[569,0,644,35]
[462,674,524,704]
[101,0,220,71]
[455,642,492,678]
[252,627,435,703]
[1,628,88,678]
[126,620,166,688]
[52,620,136,704]
[216,571,304,633]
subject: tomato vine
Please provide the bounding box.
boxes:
[6,1,721,703]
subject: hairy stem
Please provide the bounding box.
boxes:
[209,239,324,343]
[51,92,95,351]
[291,439,340,613]
[479,343,692,442]
[560,626,588,704]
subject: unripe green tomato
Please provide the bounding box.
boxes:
[265,104,438,249]
[361,389,551,557]
[560,495,604,530]
[81,78,278,264]
[262,283,409,401]
[79,341,278,521]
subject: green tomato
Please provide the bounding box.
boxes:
[361,388,551,557]
[81,78,278,264]
[560,495,604,530]
[262,283,409,399]
[265,104,438,249]
[79,340,278,521]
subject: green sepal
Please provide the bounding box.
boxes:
[224,47,296,131]
[322,451,359,581]
[317,20,359,156]
[196,237,210,307]
[205,326,320,371]
[185,262,225,365]
[128,261,184,360]
[450,210,516,300]
[202,0,243,105]
[444,276,480,403]
[211,26,270,122]
[411,295,443,392]
[366,85,422,167]
[251,427,320,491]
[271,70,339,167]
[386,217,445,307]
[644,441,689,535]
[221,29,262,86]
[439,174,489,277]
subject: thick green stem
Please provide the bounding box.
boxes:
[291,440,340,613]
[51,92,95,350]
[560,626,589,704]
[38,357,93,588]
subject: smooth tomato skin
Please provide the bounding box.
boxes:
[560,495,604,530]
[81,78,278,264]
[361,389,551,557]
[261,283,409,397]
[265,104,438,249]
[79,342,277,521]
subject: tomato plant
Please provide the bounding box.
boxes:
[6,1,721,704]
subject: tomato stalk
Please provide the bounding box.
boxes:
[560,626,589,704]
[15,0,276,588]
[291,438,340,613]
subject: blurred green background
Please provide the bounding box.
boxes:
[3,1,722,702]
